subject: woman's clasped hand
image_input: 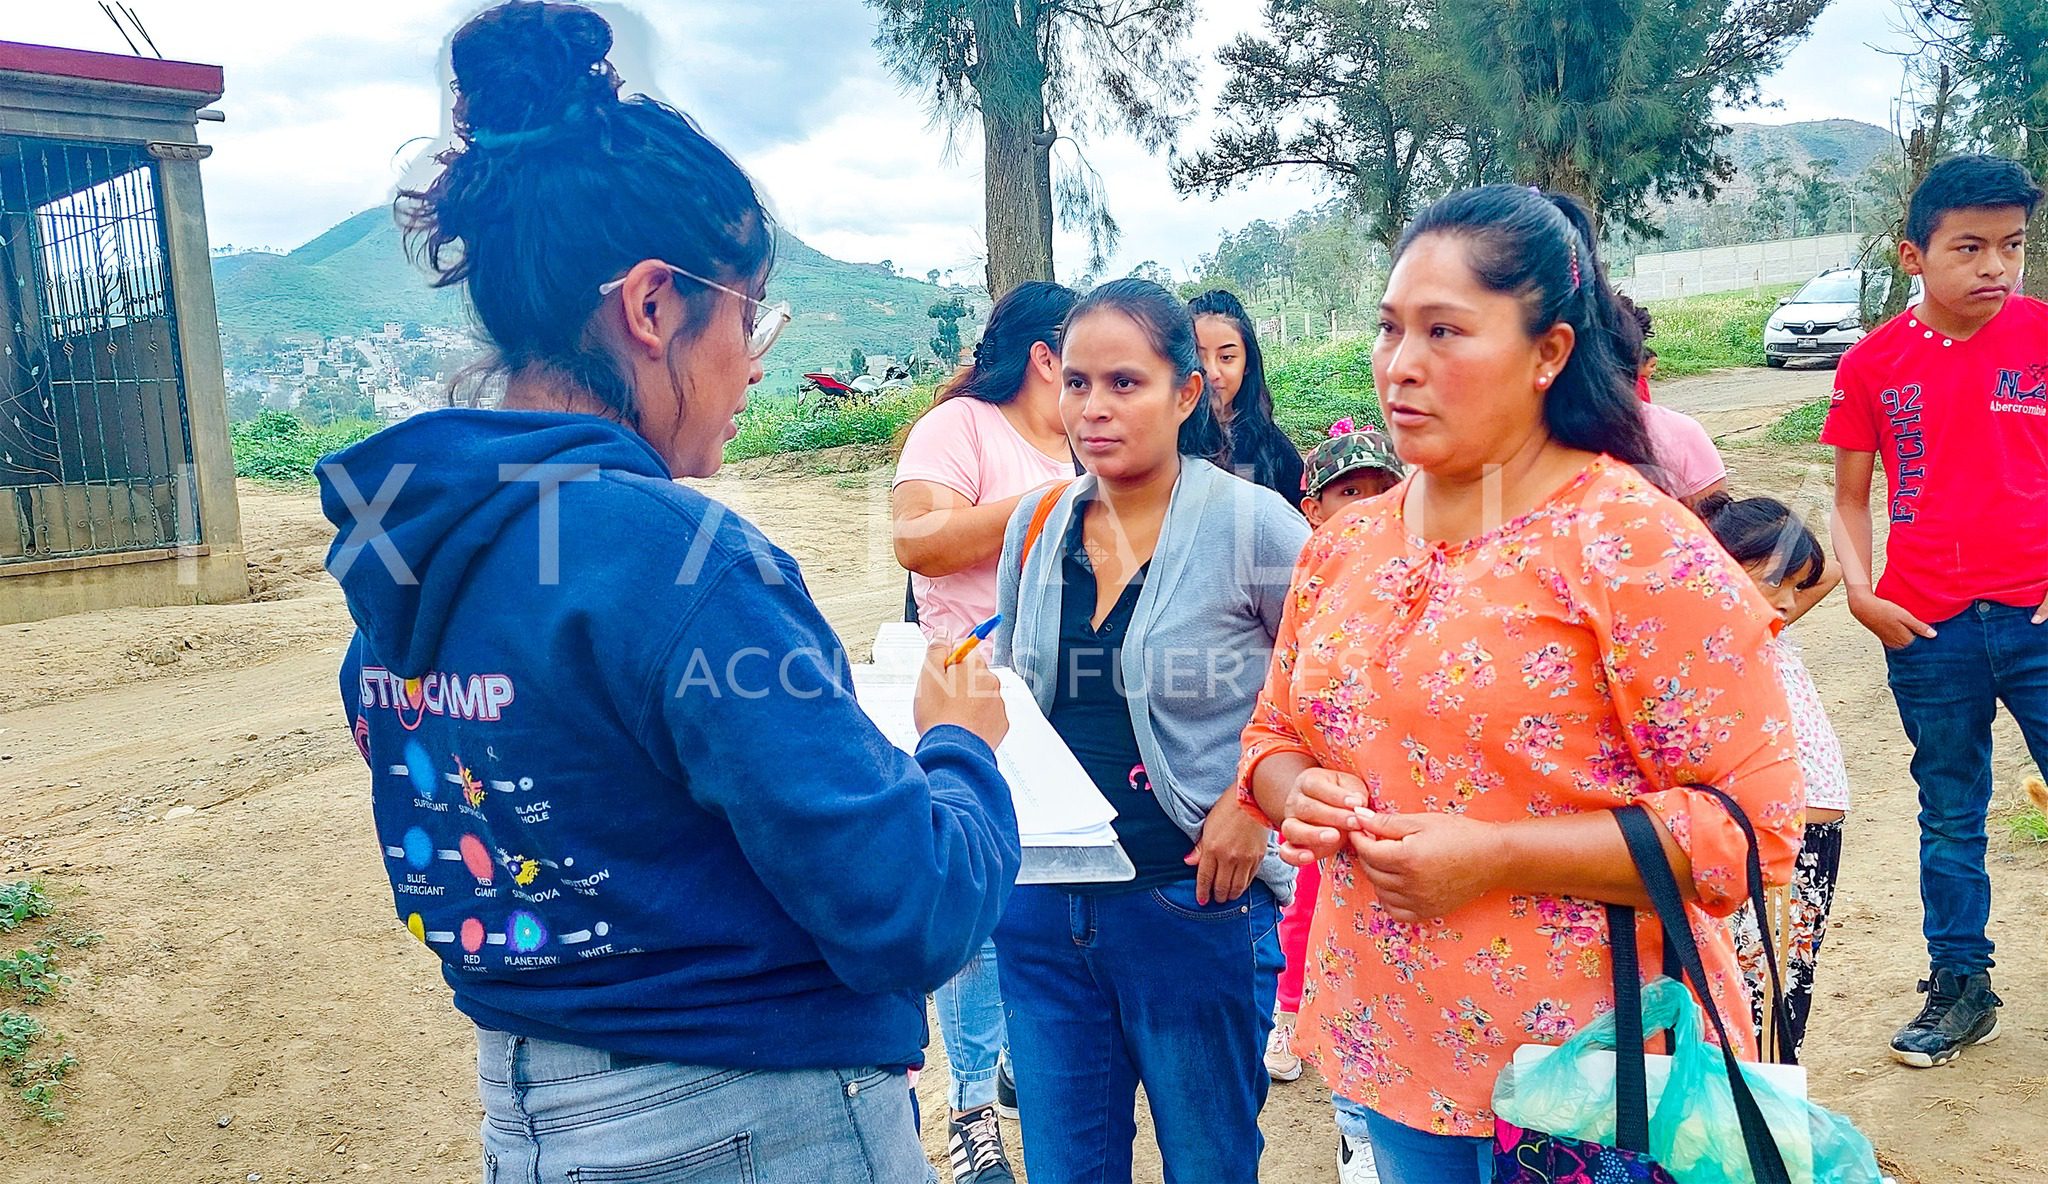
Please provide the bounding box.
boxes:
[1279,767,1508,924]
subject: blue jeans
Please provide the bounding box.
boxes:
[1885,601,2048,973]
[1334,1096,1491,1184]
[995,879,1283,1183]
[934,938,1008,1111]
[475,1027,928,1183]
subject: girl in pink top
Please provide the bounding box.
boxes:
[895,282,1078,644]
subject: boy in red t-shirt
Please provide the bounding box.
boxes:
[1824,154,2048,1068]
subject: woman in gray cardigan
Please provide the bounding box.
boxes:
[990,280,1308,1182]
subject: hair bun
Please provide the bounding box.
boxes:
[1695,490,1736,521]
[451,1,619,141]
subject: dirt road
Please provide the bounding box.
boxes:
[1,371,2043,1183]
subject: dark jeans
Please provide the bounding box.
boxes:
[1884,600,2048,974]
[996,879,1283,1183]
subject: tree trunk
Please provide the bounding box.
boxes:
[972,2,1054,298]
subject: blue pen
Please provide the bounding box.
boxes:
[944,613,1003,669]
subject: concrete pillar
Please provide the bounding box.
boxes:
[149,141,245,569]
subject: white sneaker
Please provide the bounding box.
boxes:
[1264,1014,1303,1082]
[1338,1132,1381,1184]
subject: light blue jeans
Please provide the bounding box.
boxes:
[475,1027,928,1183]
[934,938,1009,1111]
[1334,1095,1491,1184]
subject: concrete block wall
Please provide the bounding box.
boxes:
[1617,232,1867,300]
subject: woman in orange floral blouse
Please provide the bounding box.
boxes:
[1238,185,1805,1184]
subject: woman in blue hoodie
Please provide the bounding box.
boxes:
[316,5,1019,1182]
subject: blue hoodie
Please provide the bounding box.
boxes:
[318,409,1019,1070]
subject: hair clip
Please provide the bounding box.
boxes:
[1568,241,1582,292]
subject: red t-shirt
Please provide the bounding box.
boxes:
[1821,295,2048,623]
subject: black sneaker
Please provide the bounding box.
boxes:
[994,1055,1018,1120]
[1889,968,2002,1068]
[947,1103,1015,1184]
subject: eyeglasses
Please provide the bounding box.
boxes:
[599,261,791,360]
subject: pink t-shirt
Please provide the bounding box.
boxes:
[893,397,1071,642]
[1641,402,1728,499]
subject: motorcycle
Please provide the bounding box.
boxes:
[798,361,914,407]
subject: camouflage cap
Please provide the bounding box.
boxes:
[1303,426,1405,496]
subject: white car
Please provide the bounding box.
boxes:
[1763,268,1921,368]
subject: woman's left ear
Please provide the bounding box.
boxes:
[1030,340,1059,383]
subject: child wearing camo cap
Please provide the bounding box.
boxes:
[1268,419,1406,1083]
[1297,418,1407,529]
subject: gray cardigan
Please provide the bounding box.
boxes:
[991,458,1310,903]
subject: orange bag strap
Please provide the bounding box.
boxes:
[1018,480,1073,574]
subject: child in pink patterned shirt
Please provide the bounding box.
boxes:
[1702,492,1849,1061]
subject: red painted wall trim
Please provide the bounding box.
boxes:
[0,40,222,100]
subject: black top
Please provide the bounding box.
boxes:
[1232,424,1307,511]
[1044,503,1196,894]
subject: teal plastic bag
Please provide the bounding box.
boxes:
[1492,979,1881,1184]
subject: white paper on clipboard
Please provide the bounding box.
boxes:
[854,624,1134,883]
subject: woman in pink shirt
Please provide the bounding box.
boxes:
[890,280,1076,1182]
[896,282,1078,643]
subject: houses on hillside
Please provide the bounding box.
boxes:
[223,324,482,422]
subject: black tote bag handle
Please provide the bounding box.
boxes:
[1609,803,1793,1184]
[1697,784,1797,1064]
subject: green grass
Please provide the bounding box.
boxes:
[1766,398,1831,445]
[1642,284,1798,378]
[726,388,930,463]
[0,883,49,935]
[230,410,383,482]
[2006,800,2048,844]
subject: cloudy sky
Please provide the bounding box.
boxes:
[16,0,1908,282]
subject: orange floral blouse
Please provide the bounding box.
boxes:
[1236,457,1804,1137]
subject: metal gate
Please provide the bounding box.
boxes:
[0,133,198,565]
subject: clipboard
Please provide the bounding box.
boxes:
[853,623,1135,885]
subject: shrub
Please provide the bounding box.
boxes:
[0,882,49,934]
[231,410,383,482]
[0,944,64,1005]
[1265,337,1386,447]
[727,388,930,463]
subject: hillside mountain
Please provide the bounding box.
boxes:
[211,209,972,388]
[1718,118,1896,195]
